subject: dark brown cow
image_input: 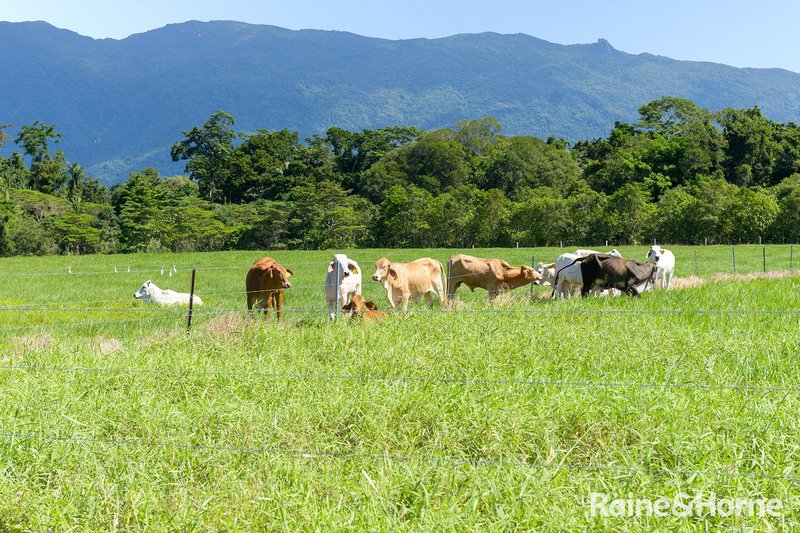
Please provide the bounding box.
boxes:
[575,254,657,297]
[447,254,541,301]
[246,257,294,319]
[342,294,388,321]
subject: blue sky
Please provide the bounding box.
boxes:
[3,0,799,72]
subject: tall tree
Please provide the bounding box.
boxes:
[14,121,66,193]
[171,110,239,202]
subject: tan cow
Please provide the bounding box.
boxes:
[246,257,293,320]
[447,254,541,301]
[371,257,446,311]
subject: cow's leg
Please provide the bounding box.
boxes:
[447,281,461,303]
[665,271,672,290]
[432,279,445,307]
[401,291,411,312]
[275,291,284,320]
[626,283,641,297]
[266,291,274,319]
[580,282,592,298]
[327,299,336,321]
[247,293,255,319]
[424,291,433,307]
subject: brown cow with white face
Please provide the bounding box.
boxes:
[246,257,293,320]
[447,254,541,301]
[371,257,446,311]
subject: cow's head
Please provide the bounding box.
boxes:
[520,265,542,282]
[372,257,393,282]
[609,248,622,258]
[133,280,153,299]
[343,294,380,314]
[268,263,293,289]
[647,245,663,263]
[329,254,359,280]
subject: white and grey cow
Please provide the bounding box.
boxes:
[133,280,202,306]
[646,245,675,289]
[325,253,362,320]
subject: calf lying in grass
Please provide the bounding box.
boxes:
[133,280,203,306]
[342,294,388,321]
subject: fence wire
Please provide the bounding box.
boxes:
[0,430,796,481]
[3,363,800,395]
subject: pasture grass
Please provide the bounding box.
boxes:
[0,245,799,529]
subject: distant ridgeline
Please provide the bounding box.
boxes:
[1,20,799,182]
[1,94,799,255]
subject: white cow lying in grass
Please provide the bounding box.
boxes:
[646,245,675,289]
[133,280,202,306]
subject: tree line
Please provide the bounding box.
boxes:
[1,96,799,256]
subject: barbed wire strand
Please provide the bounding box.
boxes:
[0,250,794,278]
[4,363,800,395]
[2,305,800,319]
[0,430,795,480]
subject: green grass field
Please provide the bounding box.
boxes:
[1,245,799,529]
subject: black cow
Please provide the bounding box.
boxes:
[578,254,657,297]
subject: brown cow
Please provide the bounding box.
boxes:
[447,254,541,301]
[246,257,294,319]
[341,294,388,321]
[371,257,446,311]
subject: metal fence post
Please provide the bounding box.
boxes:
[791,244,794,272]
[763,247,766,273]
[335,262,340,320]
[694,249,698,277]
[530,255,535,297]
[732,245,736,275]
[187,268,196,333]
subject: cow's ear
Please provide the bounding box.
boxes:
[389,267,398,280]
[285,269,294,278]
[348,262,359,275]
[365,300,379,311]
[327,261,335,273]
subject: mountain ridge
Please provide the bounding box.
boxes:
[1,20,799,183]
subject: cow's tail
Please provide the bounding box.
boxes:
[435,259,448,308]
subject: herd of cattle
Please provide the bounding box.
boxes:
[133,246,677,320]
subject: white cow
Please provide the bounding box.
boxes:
[553,251,624,298]
[133,280,202,306]
[325,253,362,320]
[575,249,622,258]
[553,253,582,298]
[535,262,556,286]
[646,245,675,289]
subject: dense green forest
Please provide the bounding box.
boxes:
[1,96,799,255]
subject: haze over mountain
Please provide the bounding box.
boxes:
[2,20,799,183]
